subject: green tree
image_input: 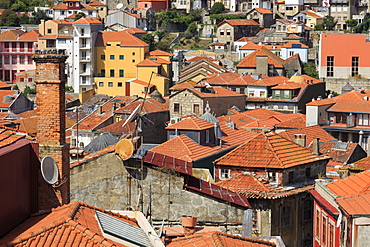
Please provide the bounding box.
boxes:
[30,9,51,24]
[11,0,28,12]
[346,19,358,31]
[302,62,319,79]
[0,10,20,26]
[184,22,197,39]
[322,15,337,30]
[0,0,11,9]
[210,2,225,14]
[141,33,156,51]
[19,13,30,24]
[74,12,85,21]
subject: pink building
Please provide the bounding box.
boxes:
[0,30,39,83]
[138,0,168,11]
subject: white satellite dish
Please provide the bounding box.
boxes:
[40,156,59,185]
[122,104,141,128]
[116,3,123,9]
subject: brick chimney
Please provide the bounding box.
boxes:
[256,54,268,75]
[33,49,70,211]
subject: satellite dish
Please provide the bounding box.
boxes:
[116,3,123,9]
[122,104,141,128]
[40,156,59,185]
[115,139,134,160]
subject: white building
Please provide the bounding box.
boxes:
[48,0,99,20]
[280,41,308,63]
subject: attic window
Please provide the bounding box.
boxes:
[220,169,230,180]
[47,28,52,34]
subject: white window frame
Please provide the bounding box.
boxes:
[219,169,230,180]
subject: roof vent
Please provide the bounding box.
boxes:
[364,96,369,101]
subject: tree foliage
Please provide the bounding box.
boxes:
[210,14,246,24]
[0,10,20,26]
[346,19,358,28]
[322,15,337,30]
[353,13,370,33]
[302,62,319,79]
[210,2,225,14]
[74,12,85,21]
[156,10,201,32]
[141,33,156,51]
[29,9,51,24]
[184,22,198,39]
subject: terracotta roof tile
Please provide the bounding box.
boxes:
[326,169,370,197]
[216,131,330,169]
[217,19,260,27]
[136,58,161,66]
[189,87,244,98]
[123,27,147,34]
[0,201,136,246]
[149,49,174,56]
[283,53,301,65]
[73,17,101,24]
[0,90,17,108]
[337,192,370,216]
[237,47,284,69]
[0,127,33,148]
[114,97,169,114]
[349,156,370,171]
[272,81,301,90]
[167,231,276,246]
[0,80,10,88]
[301,10,324,19]
[281,40,308,48]
[254,8,273,14]
[166,117,214,131]
[95,31,148,47]
[87,0,106,6]
[50,3,69,9]
[18,30,40,41]
[243,108,283,120]
[200,71,240,85]
[0,30,24,40]
[239,42,281,51]
[170,80,197,91]
[278,125,335,145]
[183,50,215,56]
[235,36,257,42]
[186,56,217,63]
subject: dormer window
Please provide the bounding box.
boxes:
[76,2,79,6]
[69,2,73,7]
[284,90,290,98]
[220,169,230,180]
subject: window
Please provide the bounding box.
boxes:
[61,10,65,15]
[260,91,266,97]
[4,55,9,64]
[100,69,105,77]
[327,56,334,77]
[132,60,135,63]
[19,42,24,51]
[69,2,73,6]
[82,63,87,73]
[118,82,122,87]
[286,6,294,10]
[289,51,294,56]
[284,90,290,98]
[174,103,180,112]
[119,55,124,60]
[20,78,24,82]
[28,56,32,64]
[12,55,17,64]
[220,169,230,179]
[81,51,86,60]
[110,69,114,77]
[110,55,115,60]
[19,55,25,64]
[316,209,320,241]
[226,28,231,35]
[132,52,135,55]
[281,203,291,228]
[206,129,210,142]
[28,78,33,82]
[289,171,294,183]
[81,76,87,84]
[88,11,92,15]
[119,69,124,77]
[322,216,327,246]
[101,55,105,60]
[240,88,245,94]
[108,82,113,87]
[81,28,84,36]
[352,57,359,77]
[249,90,255,97]
[46,40,55,48]
[328,223,334,247]
[220,28,224,35]
[99,82,104,87]
[275,90,280,97]
[28,42,32,50]
[47,28,52,34]
[193,104,199,114]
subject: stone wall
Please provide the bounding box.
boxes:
[70,152,247,231]
[324,78,370,94]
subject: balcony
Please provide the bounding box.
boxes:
[80,57,90,62]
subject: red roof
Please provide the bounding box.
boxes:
[281,40,309,49]
[216,131,330,169]
[349,156,370,171]
[0,80,10,88]
[73,17,101,24]
[0,201,137,246]
[235,36,258,42]
[95,31,148,47]
[326,169,370,197]
[149,49,174,56]
[186,56,217,63]
[278,125,335,145]
[254,8,273,14]
[0,127,33,148]
[114,97,169,114]
[18,30,40,41]
[170,80,197,91]
[189,87,244,98]
[201,71,244,86]
[87,0,106,6]
[166,117,214,131]
[167,232,276,246]
[0,30,25,40]
[123,27,147,34]
[307,89,370,113]
[337,192,370,216]
[237,47,285,69]
[217,19,260,27]
[0,90,16,108]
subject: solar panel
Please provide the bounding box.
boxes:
[332,142,349,151]
[96,211,153,247]
[292,44,301,48]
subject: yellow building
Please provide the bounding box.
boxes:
[94,32,173,96]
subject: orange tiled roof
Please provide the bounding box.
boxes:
[254,8,273,14]
[272,81,301,90]
[149,134,223,161]
[218,123,257,148]
[186,56,217,63]
[278,125,335,145]
[123,27,147,34]
[216,131,330,169]
[148,56,171,64]
[114,97,169,114]
[239,42,281,51]
[167,231,276,246]
[51,3,69,9]
[149,49,174,56]
[348,156,370,171]
[244,108,283,120]
[189,87,244,98]
[283,53,301,65]
[281,40,309,49]
[136,58,161,67]
[170,80,197,91]
[0,90,16,108]
[95,31,148,47]
[337,192,370,216]
[307,89,370,113]
[200,71,241,85]
[217,19,260,27]
[301,10,324,19]
[81,5,98,10]
[0,127,33,148]
[18,30,40,41]
[326,169,370,197]
[73,17,101,24]
[166,117,214,130]
[237,47,285,69]
[216,172,314,199]
[0,201,135,246]
[87,0,106,6]
[0,80,10,88]
[0,30,25,40]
